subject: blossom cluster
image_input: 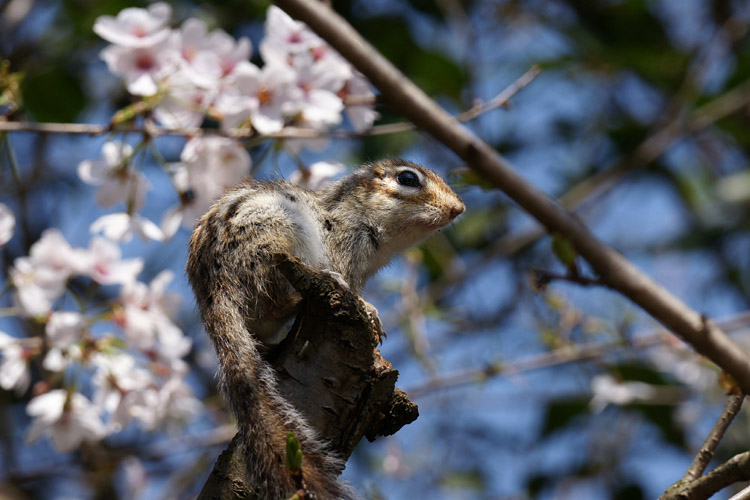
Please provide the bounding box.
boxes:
[1,228,199,452]
[0,4,370,456]
[84,4,374,242]
[94,3,377,134]
[79,136,252,241]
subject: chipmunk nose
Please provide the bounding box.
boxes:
[448,200,465,220]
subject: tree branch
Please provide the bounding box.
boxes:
[408,311,750,398]
[0,65,538,141]
[273,0,750,394]
[685,394,745,480]
[661,451,750,500]
[196,255,418,499]
[659,394,746,500]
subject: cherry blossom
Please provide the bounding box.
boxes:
[216,61,302,134]
[10,257,66,317]
[10,230,88,317]
[290,161,347,191]
[41,311,87,372]
[93,3,172,49]
[260,6,324,62]
[78,141,150,210]
[91,352,154,432]
[589,374,658,412]
[29,229,89,276]
[126,376,200,431]
[92,4,379,148]
[0,332,31,393]
[167,137,251,227]
[90,213,164,243]
[85,237,144,286]
[342,72,379,132]
[100,37,181,96]
[153,69,214,129]
[0,202,14,247]
[27,389,106,452]
[172,18,251,86]
[115,270,183,352]
[289,53,347,129]
[45,311,87,349]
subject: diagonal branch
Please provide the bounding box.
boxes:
[273,0,750,395]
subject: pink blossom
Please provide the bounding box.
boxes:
[91,352,153,432]
[93,3,172,49]
[342,72,379,132]
[0,332,31,393]
[78,141,150,210]
[29,229,89,276]
[45,311,86,349]
[260,5,323,63]
[100,37,180,96]
[0,202,14,247]
[216,61,302,134]
[289,53,347,128]
[10,258,66,317]
[153,69,214,129]
[90,213,164,243]
[42,313,86,372]
[27,389,106,452]
[10,230,88,317]
[167,137,251,227]
[115,271,184,352]
[289,161,347,191]
[126,376,200,431]
[85,237,144,286]
[173,17,210,63]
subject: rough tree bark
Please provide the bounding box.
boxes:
[196,255,419,500]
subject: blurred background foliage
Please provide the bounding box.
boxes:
[2,0,750,499]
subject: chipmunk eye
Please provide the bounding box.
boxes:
[396,170,421,188]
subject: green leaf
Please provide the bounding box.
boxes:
[286,432,303,470]
[551,233,577,267]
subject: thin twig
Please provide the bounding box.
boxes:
[407,311,750,398]
[685,394,745,480]
[530,267,606,290]
[0,66,540,141]
[407,333,660,398]
[457,65,541,122]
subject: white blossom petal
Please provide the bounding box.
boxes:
[0,203,15,247]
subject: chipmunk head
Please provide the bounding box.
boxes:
[319,159,464,287]
[356,159,465,250]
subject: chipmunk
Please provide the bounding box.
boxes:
[186,159,465,499]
